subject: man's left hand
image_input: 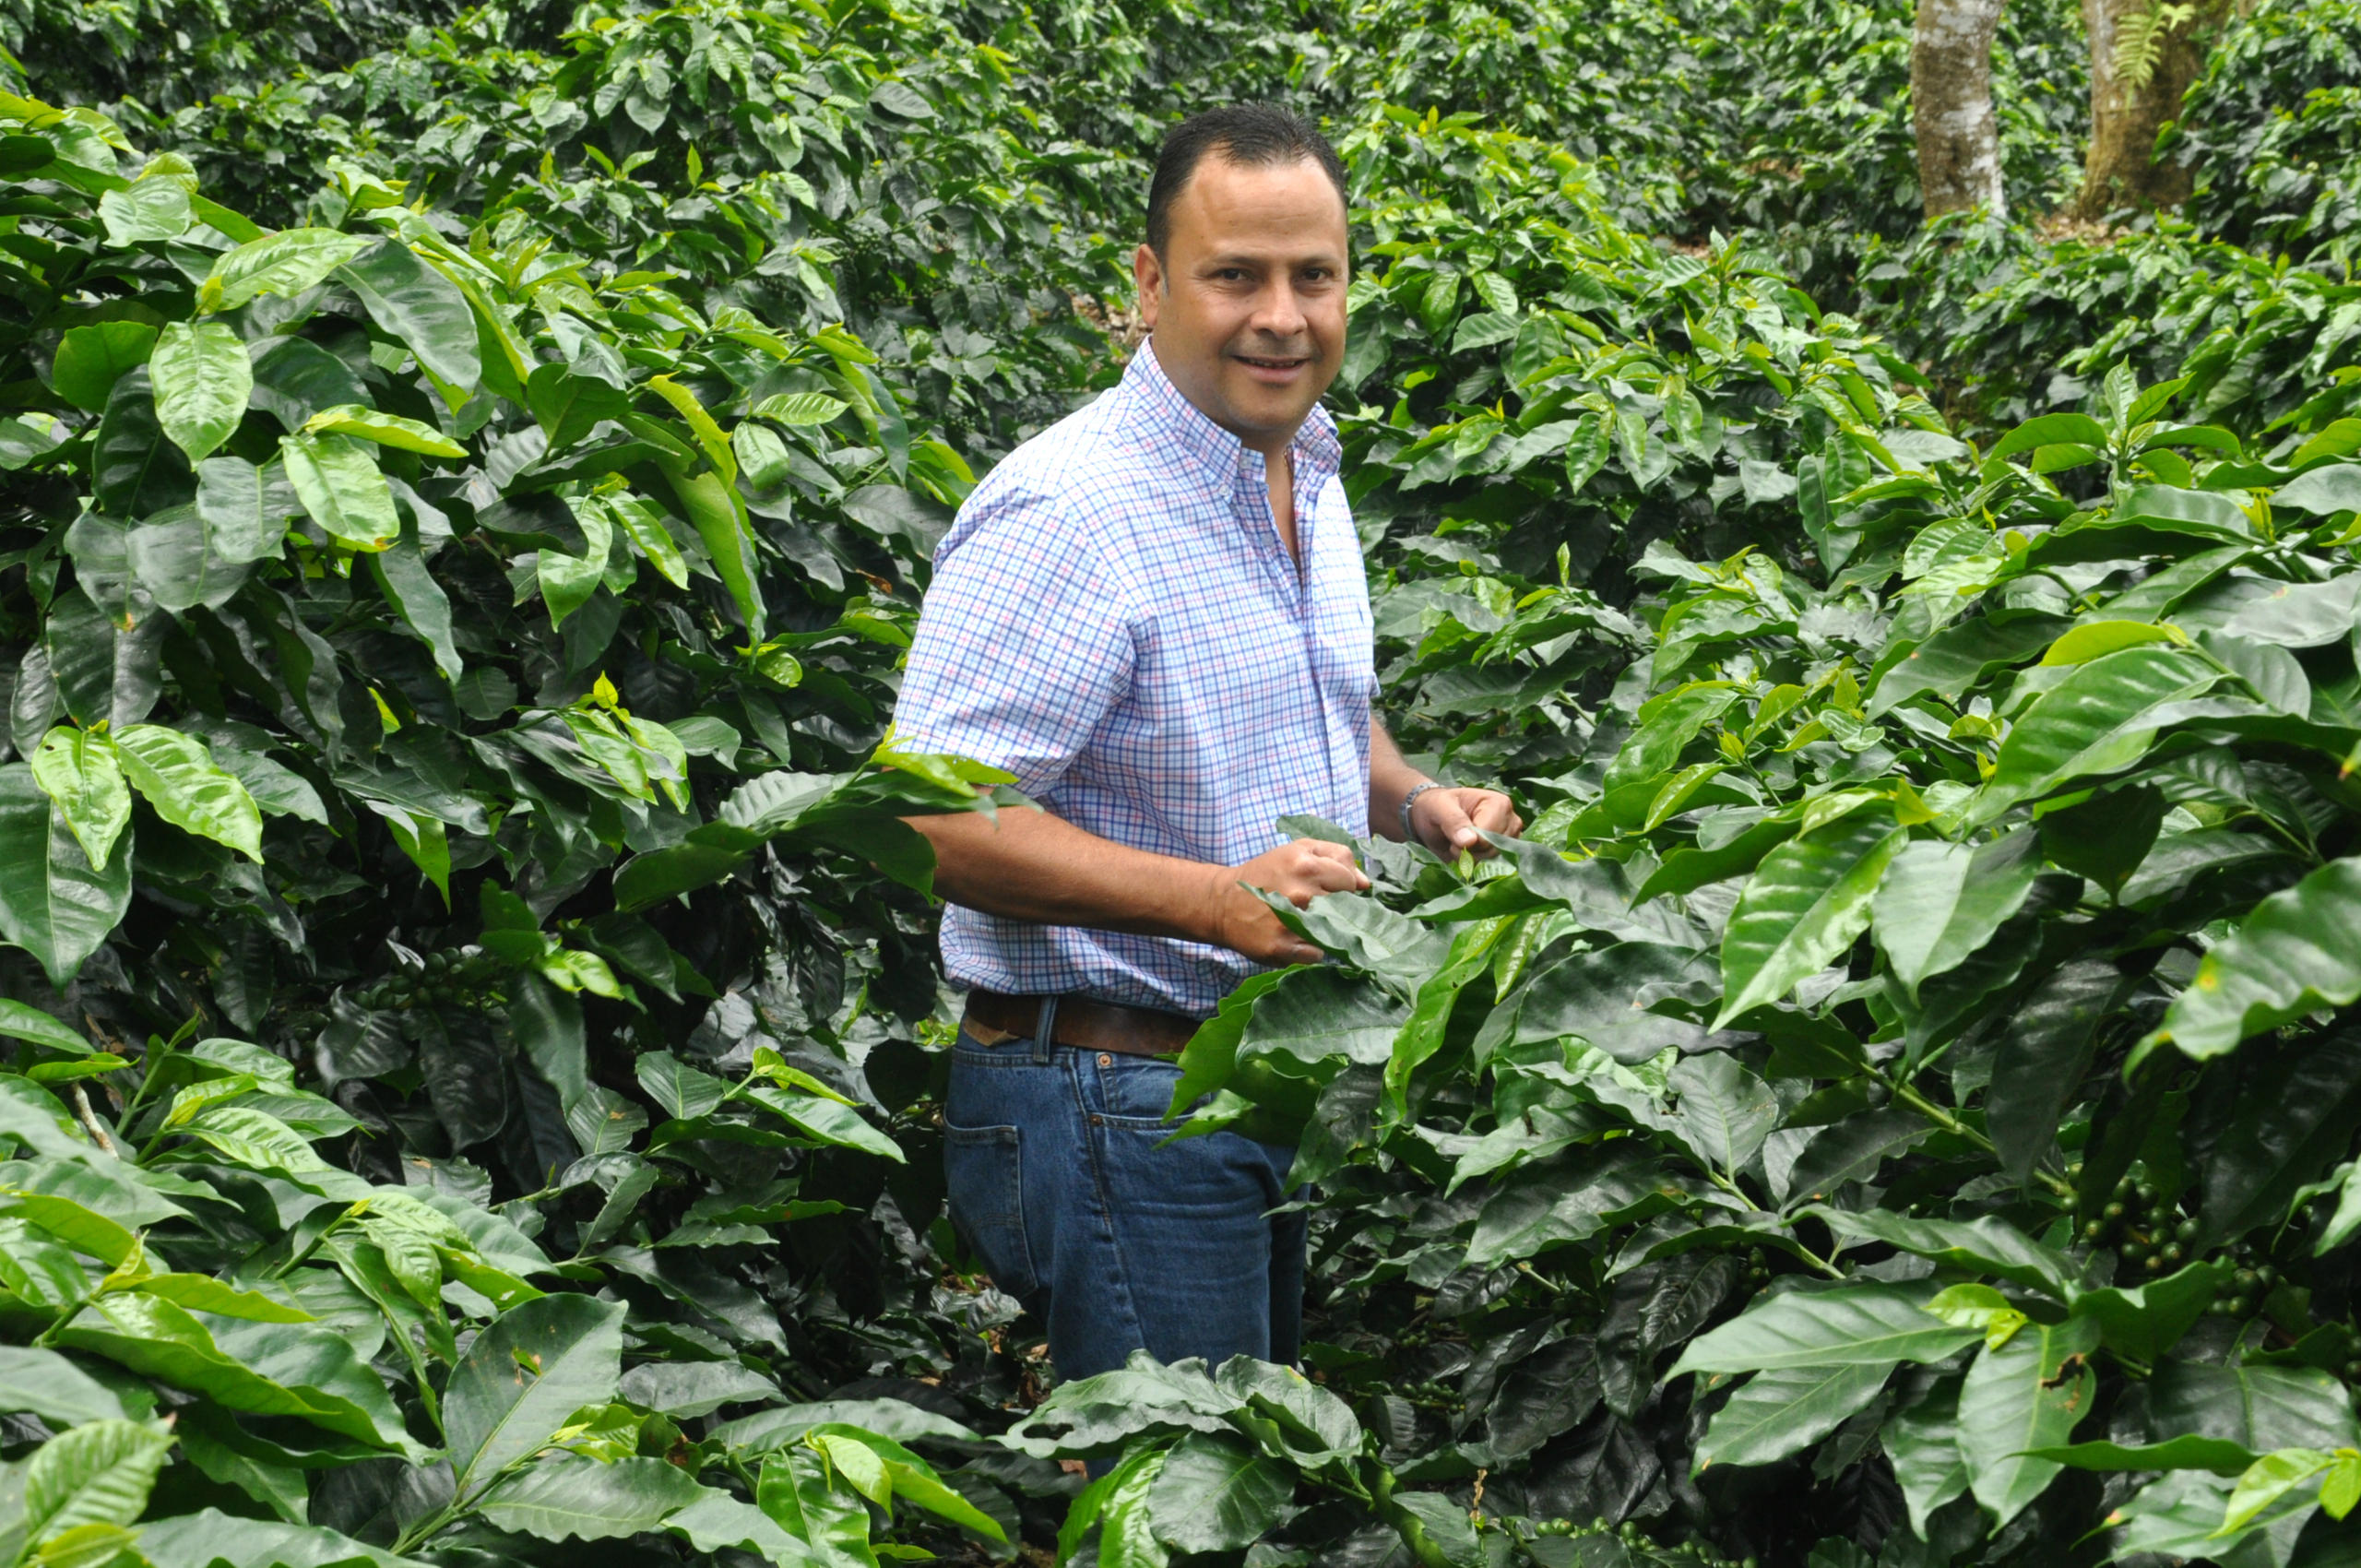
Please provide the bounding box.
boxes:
[1407,787,1523,859]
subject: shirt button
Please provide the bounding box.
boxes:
[1097,1052,1111,1067]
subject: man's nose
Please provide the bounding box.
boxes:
[1250,280,1309,340]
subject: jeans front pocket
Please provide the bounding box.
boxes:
[943,1122,1038,1301]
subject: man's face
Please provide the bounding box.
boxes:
[1133,154,1348,455]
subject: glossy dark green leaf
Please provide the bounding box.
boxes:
[248,337,368,429]
[1136,1430,1291,1550]
[0,1347,126,1427]
[1885,1381,1970,1536]
[1871,828,2038,999]
[365,527,462,681]
[1806,1207,2077,1296]
[1515,942,1720,1062]
[1668,1051,1777,1174]
[1783,1109,1930,1205]
[1668,1283,1977,1375]
[0,764,130,988]
[1866,612,2072,718]
[477,1454,703,1541]
[1985,959,2129,1187]
[52,323,159,414]
[444,1293,625,1497]
[1956,1313,2098,1527]
[56,1293,421,1457]
[1695,1360,1892,1469]
[1716,810,1904,1026]
[2197,1030,2361,1247]
[2038,783,2165,894]
[2151,858,2361,1061]
[336,240,481,392]
[137,1511,429,1568]
[1974,646,2219,818]
[91,367,193,516]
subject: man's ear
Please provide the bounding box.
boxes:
[1133,242,1163,330]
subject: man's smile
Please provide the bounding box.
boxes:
[1233,350,1312,382]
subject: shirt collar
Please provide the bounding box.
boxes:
[1124,338,1343,494]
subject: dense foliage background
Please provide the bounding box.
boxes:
[5,0,2361,1563]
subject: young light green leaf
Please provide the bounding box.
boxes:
[198,228,375,314]
[148,321,251,462]
[2218,1448,2336,1536]
[30,727,130,872]
[606,494,690,588]
[282,431,400,551]
[113,724,263,861]
[753,391,850,426]
[301,405,465,458]
[22,1418,173,1540]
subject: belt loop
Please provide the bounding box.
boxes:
[1031,994,1059,1065]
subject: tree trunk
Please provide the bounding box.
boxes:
[1913,0,2009,221]
[2076,0,2229,217]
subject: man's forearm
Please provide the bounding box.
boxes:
[1369,719,1431,839]
[908,808,1224,943]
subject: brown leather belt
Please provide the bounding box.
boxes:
[961,990,1203,1058]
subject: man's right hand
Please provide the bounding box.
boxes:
[1202,837,1371,966]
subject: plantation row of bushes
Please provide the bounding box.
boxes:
[4,0,2361,1562]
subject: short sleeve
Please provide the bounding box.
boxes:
[894,486,1135,795]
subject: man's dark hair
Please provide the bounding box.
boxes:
[1145,104,1347,260]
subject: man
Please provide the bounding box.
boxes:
[894,104,1520,1385]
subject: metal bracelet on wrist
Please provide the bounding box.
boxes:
[1399,780,1446,844]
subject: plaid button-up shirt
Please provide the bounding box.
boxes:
[895,340,1376,1017]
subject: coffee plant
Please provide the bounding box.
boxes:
[4,0,2361,1562]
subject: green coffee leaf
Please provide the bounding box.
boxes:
[2148,855,2361,1061]
[282,431,400,551]
[29,727,129,872]
[1715,810,1904,1026]
[1695,1361,1893,1469]
[198,228,375,314]
[113,724,263,861]
[52,323,159,415]
[0,763,132,989]
[445,1294,625,1498]
[301,404,465,458]
[148,321,252,462]
[21,1418,172,1541]
[1956,1314,2099,1527]
[1668,1284,1979,1375]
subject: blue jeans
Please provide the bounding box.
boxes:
[942,1026,1307,1382]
